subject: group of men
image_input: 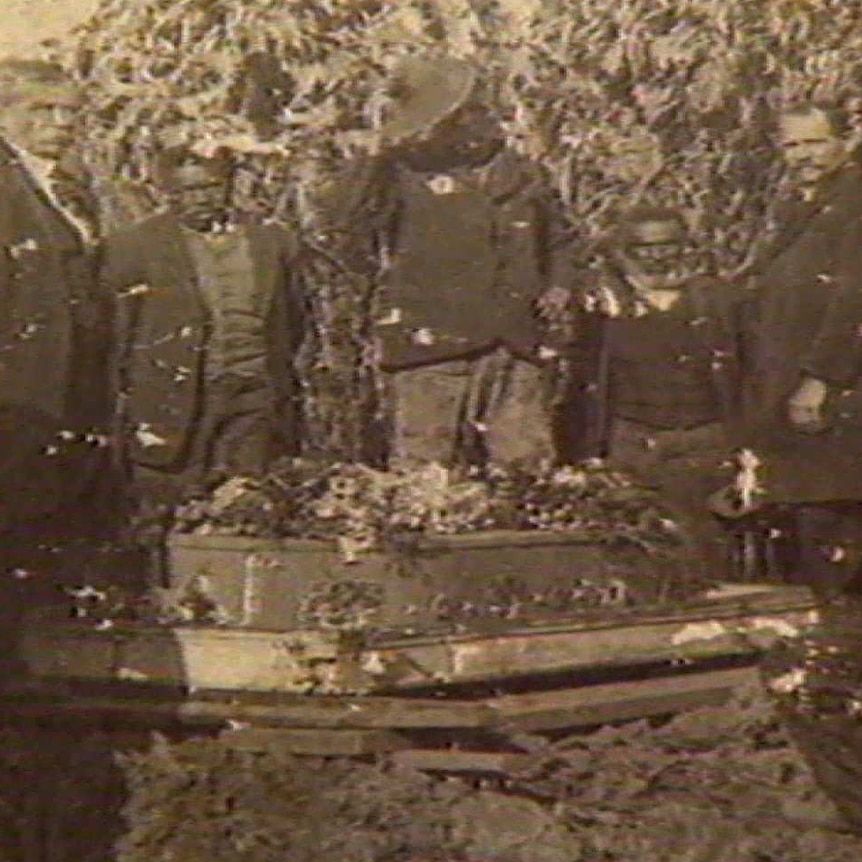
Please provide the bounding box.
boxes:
[2,52,862,601]
[562,104,862,592]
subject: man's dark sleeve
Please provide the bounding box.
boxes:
[313,154,397,277]
[553,303,608,462]
[98,228,144,457]
[537,174,576,294]
[801,213,862,387]
[281,228,309,355]
[66,246,112,432]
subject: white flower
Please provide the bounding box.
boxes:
[550,466,587,487]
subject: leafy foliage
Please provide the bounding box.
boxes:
[173,458,685,552]
[66,0,862,250]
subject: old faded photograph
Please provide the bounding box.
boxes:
[3,0,862,859]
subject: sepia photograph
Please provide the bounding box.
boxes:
[2,1,862,859]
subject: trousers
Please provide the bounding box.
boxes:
[607,418,734,577]
[384,348,555,468]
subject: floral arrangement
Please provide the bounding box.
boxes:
[168,459,696,629]
[173,458,685,560]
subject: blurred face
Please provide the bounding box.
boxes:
[401,101,503,167]
[779,110,846,187]
[170,161,231,231]
[1,82,81,160]
[618,219,692,291]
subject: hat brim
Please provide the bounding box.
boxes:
[379,56,477,144]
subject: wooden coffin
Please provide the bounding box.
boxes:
[18,585,817,696]
[18,619,342,694]
[166,529,694,631]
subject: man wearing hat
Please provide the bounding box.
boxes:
[323,54,573,470]
[102,144,306,582]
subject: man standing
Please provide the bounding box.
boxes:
[323,54,572,471]
[0,59,106,668]
[0,59,104,534]
[103,145,306,578]
[569,205,744,575]
[743,103,862,592]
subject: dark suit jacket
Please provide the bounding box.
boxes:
[563,270,746,461]
[744,163,862,503]
[0,138,98,421]
[101,213,305,472]
[0,137,104,525]
[322,148,573,369]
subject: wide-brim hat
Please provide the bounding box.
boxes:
[379,54,477,144]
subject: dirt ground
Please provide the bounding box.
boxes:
[0,0,99,59]
[96,686,862,862]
